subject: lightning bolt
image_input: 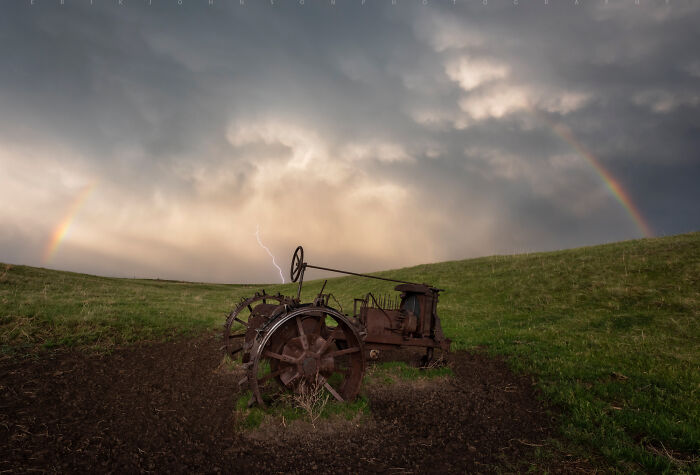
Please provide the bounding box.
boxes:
[255,224,285,284]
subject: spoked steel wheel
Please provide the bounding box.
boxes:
[248,307,365,406]
[223,291,289,359]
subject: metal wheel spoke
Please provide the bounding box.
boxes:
[234,316,249,328]
[286,371,301,386]
[323,381,344,402]
[257,368,284,384]
[319,328,342,354]
[263,350,297,364]
[328,346,360,358]
[312,316,324,337]
[296,316,308,350]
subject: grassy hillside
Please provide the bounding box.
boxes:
[1,232,698,471]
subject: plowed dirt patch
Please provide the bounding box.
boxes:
[1,334,578,473]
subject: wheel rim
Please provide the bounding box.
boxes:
[249,308,365,406]
[223,292,288,359]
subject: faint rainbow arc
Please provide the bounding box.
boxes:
[534,111,653,238]
[43,182,98,264]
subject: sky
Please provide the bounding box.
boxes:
[0,0,698,284]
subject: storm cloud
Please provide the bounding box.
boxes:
[0,0,698,283]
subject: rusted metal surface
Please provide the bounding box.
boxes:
[223,246,451,406]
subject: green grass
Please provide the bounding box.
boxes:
[233,390,370,430]
[1,232,699,471]
[0,265,263,352]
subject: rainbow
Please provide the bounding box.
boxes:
[43,182,97,264]
[534,111,653,238]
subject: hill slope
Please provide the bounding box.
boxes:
[1,232,698,471]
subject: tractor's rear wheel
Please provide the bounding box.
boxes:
[247,308,365,406]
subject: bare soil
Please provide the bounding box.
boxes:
[1,334,587,473]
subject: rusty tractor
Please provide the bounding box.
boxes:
[223,246,451,406]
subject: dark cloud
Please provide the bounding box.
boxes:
[0,1,698,282]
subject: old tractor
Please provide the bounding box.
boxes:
[223,246,451,406]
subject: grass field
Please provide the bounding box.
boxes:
[1,232,698,471]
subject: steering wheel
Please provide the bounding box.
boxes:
[290,246,305,282]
